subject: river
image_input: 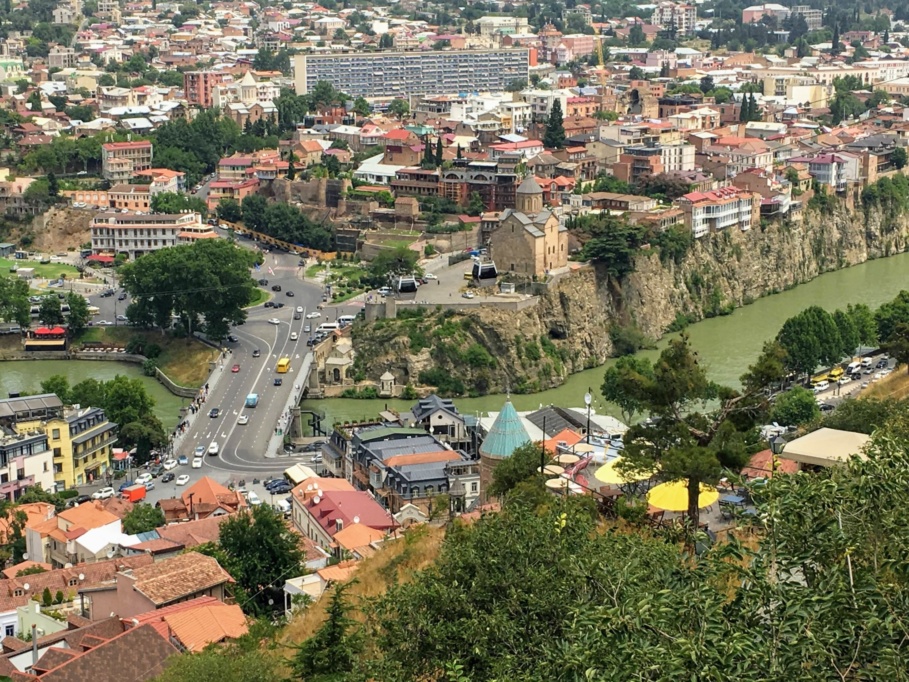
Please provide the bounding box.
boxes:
[0,360,188,431]
[302,251,909,430]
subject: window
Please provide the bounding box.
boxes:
[471,482,478,493]
[4,625,13,637]
[51,429,60,440]
[68,578,78,586]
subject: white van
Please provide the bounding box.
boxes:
[812,380,830,393]
[207,441,220,456]
[337,315,356,327]
[846,361,861,374]
[317,322,340,334]
[861,357,874,368]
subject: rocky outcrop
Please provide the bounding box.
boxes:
[352,203,909,395]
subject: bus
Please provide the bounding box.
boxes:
[276,358,290,373]
[245,393,259,408]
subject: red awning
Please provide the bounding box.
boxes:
[87,254,114,263]
[35,327,65,336]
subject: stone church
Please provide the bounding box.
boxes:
[486,176,568,277]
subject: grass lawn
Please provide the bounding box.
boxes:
[0,257,81,280]
[306,263,325,278]
[383,239,418,249]
[76,327,219,388]
[247,287,269,307]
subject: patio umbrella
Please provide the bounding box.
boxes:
[573,443,595,454]
[537,464,565,476]
[545,477,571,491]
[647,480,719,512]
[594,457,654,485]
[555,453,580,465]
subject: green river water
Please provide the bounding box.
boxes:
[0,360,188,431]
[3,252,907,434]
[301,251,909,429]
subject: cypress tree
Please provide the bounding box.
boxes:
[435,136,443,166]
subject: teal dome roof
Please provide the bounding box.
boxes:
[480,401,530,459]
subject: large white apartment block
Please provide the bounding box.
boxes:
[678,186,758,239]
[651,2,697,34]
[294,49,530,99]
[90,212,216,260]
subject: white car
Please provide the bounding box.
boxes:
[237,415,249,425]
[194,445,205,458]
[92,487,114,500]
[290,332,298,341]
[296,306,303,313]
[268,318,280,325]
[246,491,262,506]
[424,273,438,280]
[176,474,190,486]
[305,311,321,319]
[163,458,178,471]
[136,472,153,485]
[96,320,111,326]
[208,442,220,455]
[192,457,203,469]
[462,291,475,299]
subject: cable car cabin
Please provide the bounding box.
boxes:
[396,277,418,294]
[472,260,498,286]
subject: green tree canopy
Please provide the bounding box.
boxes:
[216,198,243,224]
[543,98,566,149]
[0,277,30,326]
[65,291,90,334]
[122,503,165,534]
[37,294,64,326]
[150,191,208,217]
[770,385,820,426]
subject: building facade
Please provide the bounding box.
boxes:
[651,1,697,34]
[183,70,226,108]
[90,212,213,260]
[101,141,153,181]
[678,186,759,239]
[294,49,530,99]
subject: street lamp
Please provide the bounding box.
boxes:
[584,389,592,443]
[769,435,786,477]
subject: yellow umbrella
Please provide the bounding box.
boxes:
[537,464,565,476]
[555,453,580,465]
[573,443,595,454]
[594,458,654,485]
[545,477,571,491]
[647,480,719,512]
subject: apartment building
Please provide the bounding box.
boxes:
[789,5,822,31]
[183,70,226,108]
[108,184,151,212]
[474,16,530,36]
[678,186,759,239]
[91,212,214,260]
[206,178,259,212]
[0,395,118,490]
[47,46,76,69]
[613,142,695,183]
[651,1,697,34]
[134,168,186,195]
[293,49,530,99]
[0,398,54,500]
[101,141,153,182]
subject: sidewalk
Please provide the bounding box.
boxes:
[264,353,313,458]
[168,350,227,456]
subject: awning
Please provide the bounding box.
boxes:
[34,327,66,335]
[87,254,114,263]
[647,480,719,512]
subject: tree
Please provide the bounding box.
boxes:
[387,98,409,118]
[832,308,859,357]
[40,375,70,403]
[466,191,485,217]
[435,136,443,167]
[609,335,781,528]
[891,146,908,170]
[848,303,878,347]
[154,646,278,682]
[352,96,371,117]
[628,65,645,81]
[27,90,42,112]
[506,78,527,92]
[122,503,165,534]
[578,217,645,279]
[120,239,257,340]
[0,276,30,326]
[150,191,207,218]
[875,290,909,344]
[831,21,841,54]
[699,75,714,94]
[776,306,842,376]
[37,295,64,326]
[628,23,645,46]
[770,386,820,426]
[46,171,58,198]
[368,245,420,283]
[290,583,362,680]
[601,355,654,424]
[286,158,296,181]
[488,441,548,498]
[241,194,268,232]
[216,198,243,224]
[543,99,566,149]
[215,504,304,614]
[65,291,90,334]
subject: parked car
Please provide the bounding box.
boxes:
[270,482,292,494]
[246,491,262,506]
[258,279,268,285]
[150,464,165,478]
[91,487,114,500]
[271,284,282,292]
[177,455,189,465]
[162,472,175,483]
[136,472,153,485]
[424,273,438,280]
[296,306,304,313]
[163,458,178,470]
[176,474,190,486]
[293,313,301,320]
[264,301,275,308]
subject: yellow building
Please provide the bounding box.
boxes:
[10,396,118,489]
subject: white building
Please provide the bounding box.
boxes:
[678,186,758,239]
[651,1,697,34]
[90,212,216,260]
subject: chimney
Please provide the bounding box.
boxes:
[31,624,37,666]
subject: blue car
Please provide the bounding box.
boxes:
[177,455,188,466]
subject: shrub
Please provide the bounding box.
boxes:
[42,587,53,607]
[54,590,64,604]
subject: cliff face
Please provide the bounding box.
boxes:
[352,204,909,395]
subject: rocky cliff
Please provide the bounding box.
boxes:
[352,203,909,396]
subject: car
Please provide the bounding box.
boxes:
[252,348,261,357]
[246,491,262,506]
[192,457,202,469]
[271,285,282,292]
[208,442,220,455]
[150,464,165,478]
[209,408,220,418]
[231,364,240,373]
[258,279,268,285]
[238,415,249,425]
[97,320,111,326]
[293,313,301,320]
[118,293,126,301]
[268,318,280,325]
[176,475,190,486]
[227,334,239,343]
[92,487,114,500]
[462,291,475,299]
[177,455,188,465]
[303,324,311,333]
[838,376,850,386]
[163,458,178,470]
[286,290,294,297]
[296,306,304,313]
[116,314,128,321]
[270,482,292,495]
[312,454,323,464]
[851,372,862,381]
[265,478,288,491]
[68,494,91,507]
[136,472,153,485]
[274,377,283,386]
[274,302,284,309]
[424,273,438,280]
[876,359,888,368]
[145,481,155,491]
[305,311,321,319]
[194,445,205,458]
[264,301,275,308]
[303,440,326,452]
[290,332,298,341]
[162,472,175,483]
[306,338,315,347]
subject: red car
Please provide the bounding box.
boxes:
[231,364,240,373]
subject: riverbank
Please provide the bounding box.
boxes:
[304,248,909,429]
